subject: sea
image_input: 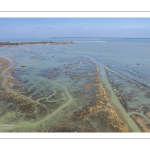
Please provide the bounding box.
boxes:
[0,37,150,132]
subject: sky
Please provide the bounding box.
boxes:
[0,18,150,38]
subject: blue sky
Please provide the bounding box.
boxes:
[0,18,150,38]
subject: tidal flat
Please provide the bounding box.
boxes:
[0,38,150,132]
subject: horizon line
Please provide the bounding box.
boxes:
[1,37,150,39]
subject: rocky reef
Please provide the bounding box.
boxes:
[105,65,150,132]
[0,57,129,132]
[131,115,150,132]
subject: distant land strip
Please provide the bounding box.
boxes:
[0,41,76,46]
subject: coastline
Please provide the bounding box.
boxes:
[0,41,76,47]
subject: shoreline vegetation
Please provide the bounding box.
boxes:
[0,41,76,46]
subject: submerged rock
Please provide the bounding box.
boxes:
[20,66,26,68]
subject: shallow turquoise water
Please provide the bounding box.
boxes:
[0,37,150,132]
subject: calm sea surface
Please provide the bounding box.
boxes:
[0,37,150,132]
